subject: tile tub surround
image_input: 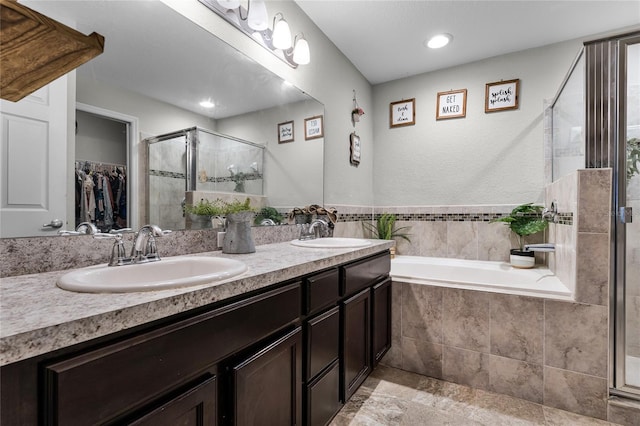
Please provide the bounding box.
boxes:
[334,204,567,264]
[384,281,610,420]
[0,240,393,366]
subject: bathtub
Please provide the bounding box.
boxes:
[390,256,572,300]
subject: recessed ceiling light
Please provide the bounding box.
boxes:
[199,100,215,108]
[426,33,452,49]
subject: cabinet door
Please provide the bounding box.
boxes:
[129,375,217,426]
[232,327,302,426]
[341,288,371,401]
[306,306,340,380]
[372,278,392,366]
[306,360,341,426]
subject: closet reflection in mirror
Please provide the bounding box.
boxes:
[5,0,324,238]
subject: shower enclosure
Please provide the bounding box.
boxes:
[550,31,640,400]
[146,127,265,231]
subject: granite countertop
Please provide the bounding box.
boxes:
[0,240,393,366]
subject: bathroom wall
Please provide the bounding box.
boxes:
[382,168,612,421]
[371,39,581,207]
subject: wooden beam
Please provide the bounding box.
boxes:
[0,0,104,102]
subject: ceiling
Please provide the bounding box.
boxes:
[295,0,640,84]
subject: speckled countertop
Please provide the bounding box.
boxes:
[0,240,392,366]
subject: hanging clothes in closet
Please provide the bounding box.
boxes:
[75,160,127,232]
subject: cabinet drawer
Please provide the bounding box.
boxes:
[304,268,340,315]
[306,306,340,380]
[44,283,301,425]
[342,252,390,296]
[306,360,341,426]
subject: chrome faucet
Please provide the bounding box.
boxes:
[94,224,170,266]
[131,225,171,263]
[542,200,559,223]
[524,243,555,252]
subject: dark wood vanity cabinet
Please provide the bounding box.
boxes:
[231,327,302,426]
[43,282,301,425]
[372,278,392,366]
[0,250,391,426]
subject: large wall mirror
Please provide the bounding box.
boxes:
[7,0,323,238]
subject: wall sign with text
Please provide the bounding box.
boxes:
[278,120,294,143]
[304,115,324,140]
[485,79,519,112]
[390,98,416,128]
[436,89,467,120]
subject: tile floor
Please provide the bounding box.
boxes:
[329,365,618,425]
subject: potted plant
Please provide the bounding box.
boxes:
[221,198,256,254]
[352,107,365,123]
[184,199,223,229]
[362,213,411,257]
[254,207,284,225]
[490,203,549,268]
[627,137,640,182]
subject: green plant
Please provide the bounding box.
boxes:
[627,137,640,181]
[184,199,223,216]
[221,197,254,215]
[254,207,284,225]
[362,213,411,242]
[490,203,548,251]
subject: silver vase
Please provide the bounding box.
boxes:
[223,211,255,254]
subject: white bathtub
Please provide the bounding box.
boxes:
[390,256,572,300]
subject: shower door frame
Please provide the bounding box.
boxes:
[612,33,640,400]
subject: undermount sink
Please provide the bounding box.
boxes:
[57,256,248,293]
[290,237,373,249]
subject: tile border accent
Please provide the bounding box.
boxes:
[338,211,573,226]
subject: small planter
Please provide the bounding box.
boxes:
[352,113,360,123]
[509,249,535,269]
[188,214,212,230]
[223,211,255,254]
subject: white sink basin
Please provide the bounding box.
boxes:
[57,256,248,293]
[290,237,373,248]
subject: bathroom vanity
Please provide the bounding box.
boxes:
[0,241,392,425]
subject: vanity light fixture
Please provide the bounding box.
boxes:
[292,33,310,65]
[200,0,310,68]
[246,0,268,31]
[272,13,292,50]
[426,33,452,49]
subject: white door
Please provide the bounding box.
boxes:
[0,76,68,237]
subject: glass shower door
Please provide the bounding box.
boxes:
[624,41,640,390]
[617,38,640,396]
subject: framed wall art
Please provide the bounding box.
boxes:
[436,89,467,120]
[390,98,416,128]
[485,79,519,112]
[304,115,324,140]
[278,120,294,143]
[349,132,361,166]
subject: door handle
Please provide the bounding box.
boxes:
[43,219,63,229]
[620,207,633,224]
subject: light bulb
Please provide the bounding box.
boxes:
[426,34,452,49]
[216,0,240,9]
[272,14,292,49]
[293,35,310,65]
[247,0,268,31]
